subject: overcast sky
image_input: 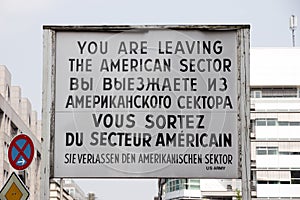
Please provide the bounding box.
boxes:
[1,0,300,199]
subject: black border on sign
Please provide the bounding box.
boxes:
[0,172,29,200]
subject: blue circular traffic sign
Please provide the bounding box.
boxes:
[8,134,34,170]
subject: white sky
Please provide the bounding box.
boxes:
[1,0,300,199]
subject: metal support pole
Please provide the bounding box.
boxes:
[292,29,296,47]
[158,179,163,200]
[239,27,251,199]
[242,130,251,199]
[290,15,297,47]
[60,178,63,200]
[41,28,54,200]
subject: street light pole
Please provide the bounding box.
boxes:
[290,15,297,47]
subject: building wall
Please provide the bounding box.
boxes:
[50,180,74,200]
[0,65,42,200]
[0,65,90,200]
[162,48,300,200]
[250,48,300,199]
[49,179,87,200]
[163,179,201,200]
[63,179,87,200]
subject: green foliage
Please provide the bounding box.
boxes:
[236,189,242,200]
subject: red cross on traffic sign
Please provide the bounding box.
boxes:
[8,134,34,170]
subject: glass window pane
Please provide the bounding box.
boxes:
[189,179,200,184]
[256,120,266,126]
[291,179,300,184]
[257,181,268,184]
[267,120,276,126]
[280,181,290,184]
[278,121,289,126]
[189,185,200,190]
[257,150,267,155]
[290,122,300,126]
[257,147,267,155]
[279,152,290,155]
[269,181,279,184]
[255,91,262,98]
[291,171,300,178]
[268,147,278,155]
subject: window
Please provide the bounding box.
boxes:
[0,110,3,127]
[251,87,298,98]
[257,181,268,184]
[269,181,280,184]
[187,179,200,190]
[64,179,72,184]
[4,142,8,161]
[255,91,262,98]
[257,147,267,155]
[255,119,300,127]
[256,120,266,126]
[278,121,300,126]
[165,179,186,192]
[256,118,277,126]
[250,119,255,133]
[290,122,300,126]
[256,147,278,155]
[291,171,300,178]
[164,179,201,192]
[291,180,300,184]
[280,151,300,155]
[257,181,282,184]
[28,115,31,127]
[279,152,290,155]
[66,188,75,197]
[3,170,8,183]
[278,121,289,126]
[291,171,300,184]
[268,147,278,155]
[10,122,18,137]
[5,85,10,101]
[251,90,262,98]
[280,181,290,184]
[267,119,276,126]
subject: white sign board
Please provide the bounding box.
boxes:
[45,25,249,178]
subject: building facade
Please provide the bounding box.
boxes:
[50,179,87,200]
[162,47,300,200]
[0,65,89,199]
[63,179,87,200]
[0,65,42,199]
[50,180,74,200]
[251,47,300,199]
